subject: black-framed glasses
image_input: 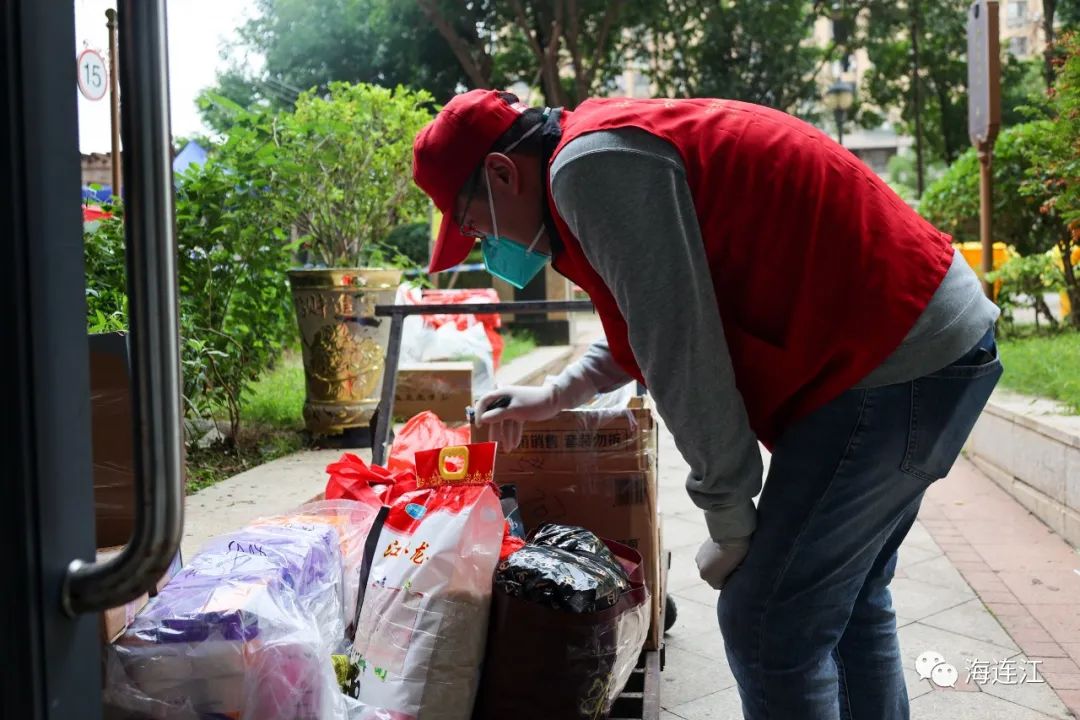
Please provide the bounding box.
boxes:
[456,171,485,239]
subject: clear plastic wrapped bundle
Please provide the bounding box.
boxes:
[104,500,381,720]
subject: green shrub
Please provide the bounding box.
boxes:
[275,82,434,268]
[383,221,433,268]
[84,104,297,442]
[83,208,128,333]
[920,121,1068,257]
[84,82,435,442]
[173,152,296,439]
[1018,32,1080,327]
[986,252,1065,330]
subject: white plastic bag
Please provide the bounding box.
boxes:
[353,443,504,720]
[396,286,496,398]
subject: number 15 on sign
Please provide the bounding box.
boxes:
[77,49,108,101]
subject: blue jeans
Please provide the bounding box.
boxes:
[717,329,1002,719]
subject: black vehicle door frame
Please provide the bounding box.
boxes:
[2,2,106,718]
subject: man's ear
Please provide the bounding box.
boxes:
[484,152,519,191]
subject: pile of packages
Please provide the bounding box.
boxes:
[103,410,651,720]
[104,501,378,719]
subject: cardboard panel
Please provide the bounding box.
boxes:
[89,332,136,548]
[483,396,664,649]
[394,361,473,423]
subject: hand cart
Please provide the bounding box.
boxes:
[370,299,666,720]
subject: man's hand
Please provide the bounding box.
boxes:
[475,386,562,451]
[695,536,751,590]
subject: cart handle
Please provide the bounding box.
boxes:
[370,299,594,466]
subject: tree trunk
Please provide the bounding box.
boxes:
[1043,0,1058,89]
[935,78,959,163]
[1034,294,1059,328]
[910,1,926,196]
[511,0,569,107]
[417,0,492,89]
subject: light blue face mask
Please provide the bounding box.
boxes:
[480,116,550,290]
[481,229,548,290]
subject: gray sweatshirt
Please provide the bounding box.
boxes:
[549,128,999,541]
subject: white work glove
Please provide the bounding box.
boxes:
[476,358,603,451]
[475,385,561,450]
[695,536,751,590]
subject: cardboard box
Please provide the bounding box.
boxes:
[89,333,137,548]
[97,546,149,643]
[475,396,665,649]
[394,361,473,423]
[153,547,184,596]
[98,545,184,642]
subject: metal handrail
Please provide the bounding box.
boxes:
[374,300,595,318]
[63,0,184,615]
[370,299,595,465]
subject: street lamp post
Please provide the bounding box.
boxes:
[824,80,856,146]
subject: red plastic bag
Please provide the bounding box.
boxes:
[500,533,526,561]
[386,411,470,475]
[324,412,470,504]
[324,453,405,505]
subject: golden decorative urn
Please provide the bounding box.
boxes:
[287,268,402,435]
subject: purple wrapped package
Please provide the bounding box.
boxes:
[105,520,350,719]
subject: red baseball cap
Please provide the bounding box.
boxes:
[413,89,528,273]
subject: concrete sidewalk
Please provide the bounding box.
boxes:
[658,413,1080,719]
[571,309,1080,717]
[183,325,1079,718]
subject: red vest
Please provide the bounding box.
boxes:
[546,98,954,448]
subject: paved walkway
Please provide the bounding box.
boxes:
[183,321,1080,718]
[657,415,1080,719]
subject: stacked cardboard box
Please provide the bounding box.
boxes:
[90,333,184,643]
[394,361,473,423]
[90,333,137,547]
[475,395,665,649]
[98,547,183,642]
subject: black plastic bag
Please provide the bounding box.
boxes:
[476,538,650,720]
[494,524,631,614]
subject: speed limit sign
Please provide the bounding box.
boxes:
[77,48,108,101]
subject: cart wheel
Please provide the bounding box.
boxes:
[664,594,678,632]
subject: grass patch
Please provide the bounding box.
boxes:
[501,330,537,365]
[185,352,309,494]
[242,352,306,430]
[998,331,1080,414]
[186,332,542,495]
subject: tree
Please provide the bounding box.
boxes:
[642,0,842,114]
[414,0,495,90]
[418,0,640,108]
[1002,56,1052,128]
[198,0,466,132]
[920,120,1067,257]
[1061,0,1080,25]
[1040,0,1080,88]
[204,0,640,121]
[1021,32,1080,327]
[858,0,970,169]
[1043,0,1059,88]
